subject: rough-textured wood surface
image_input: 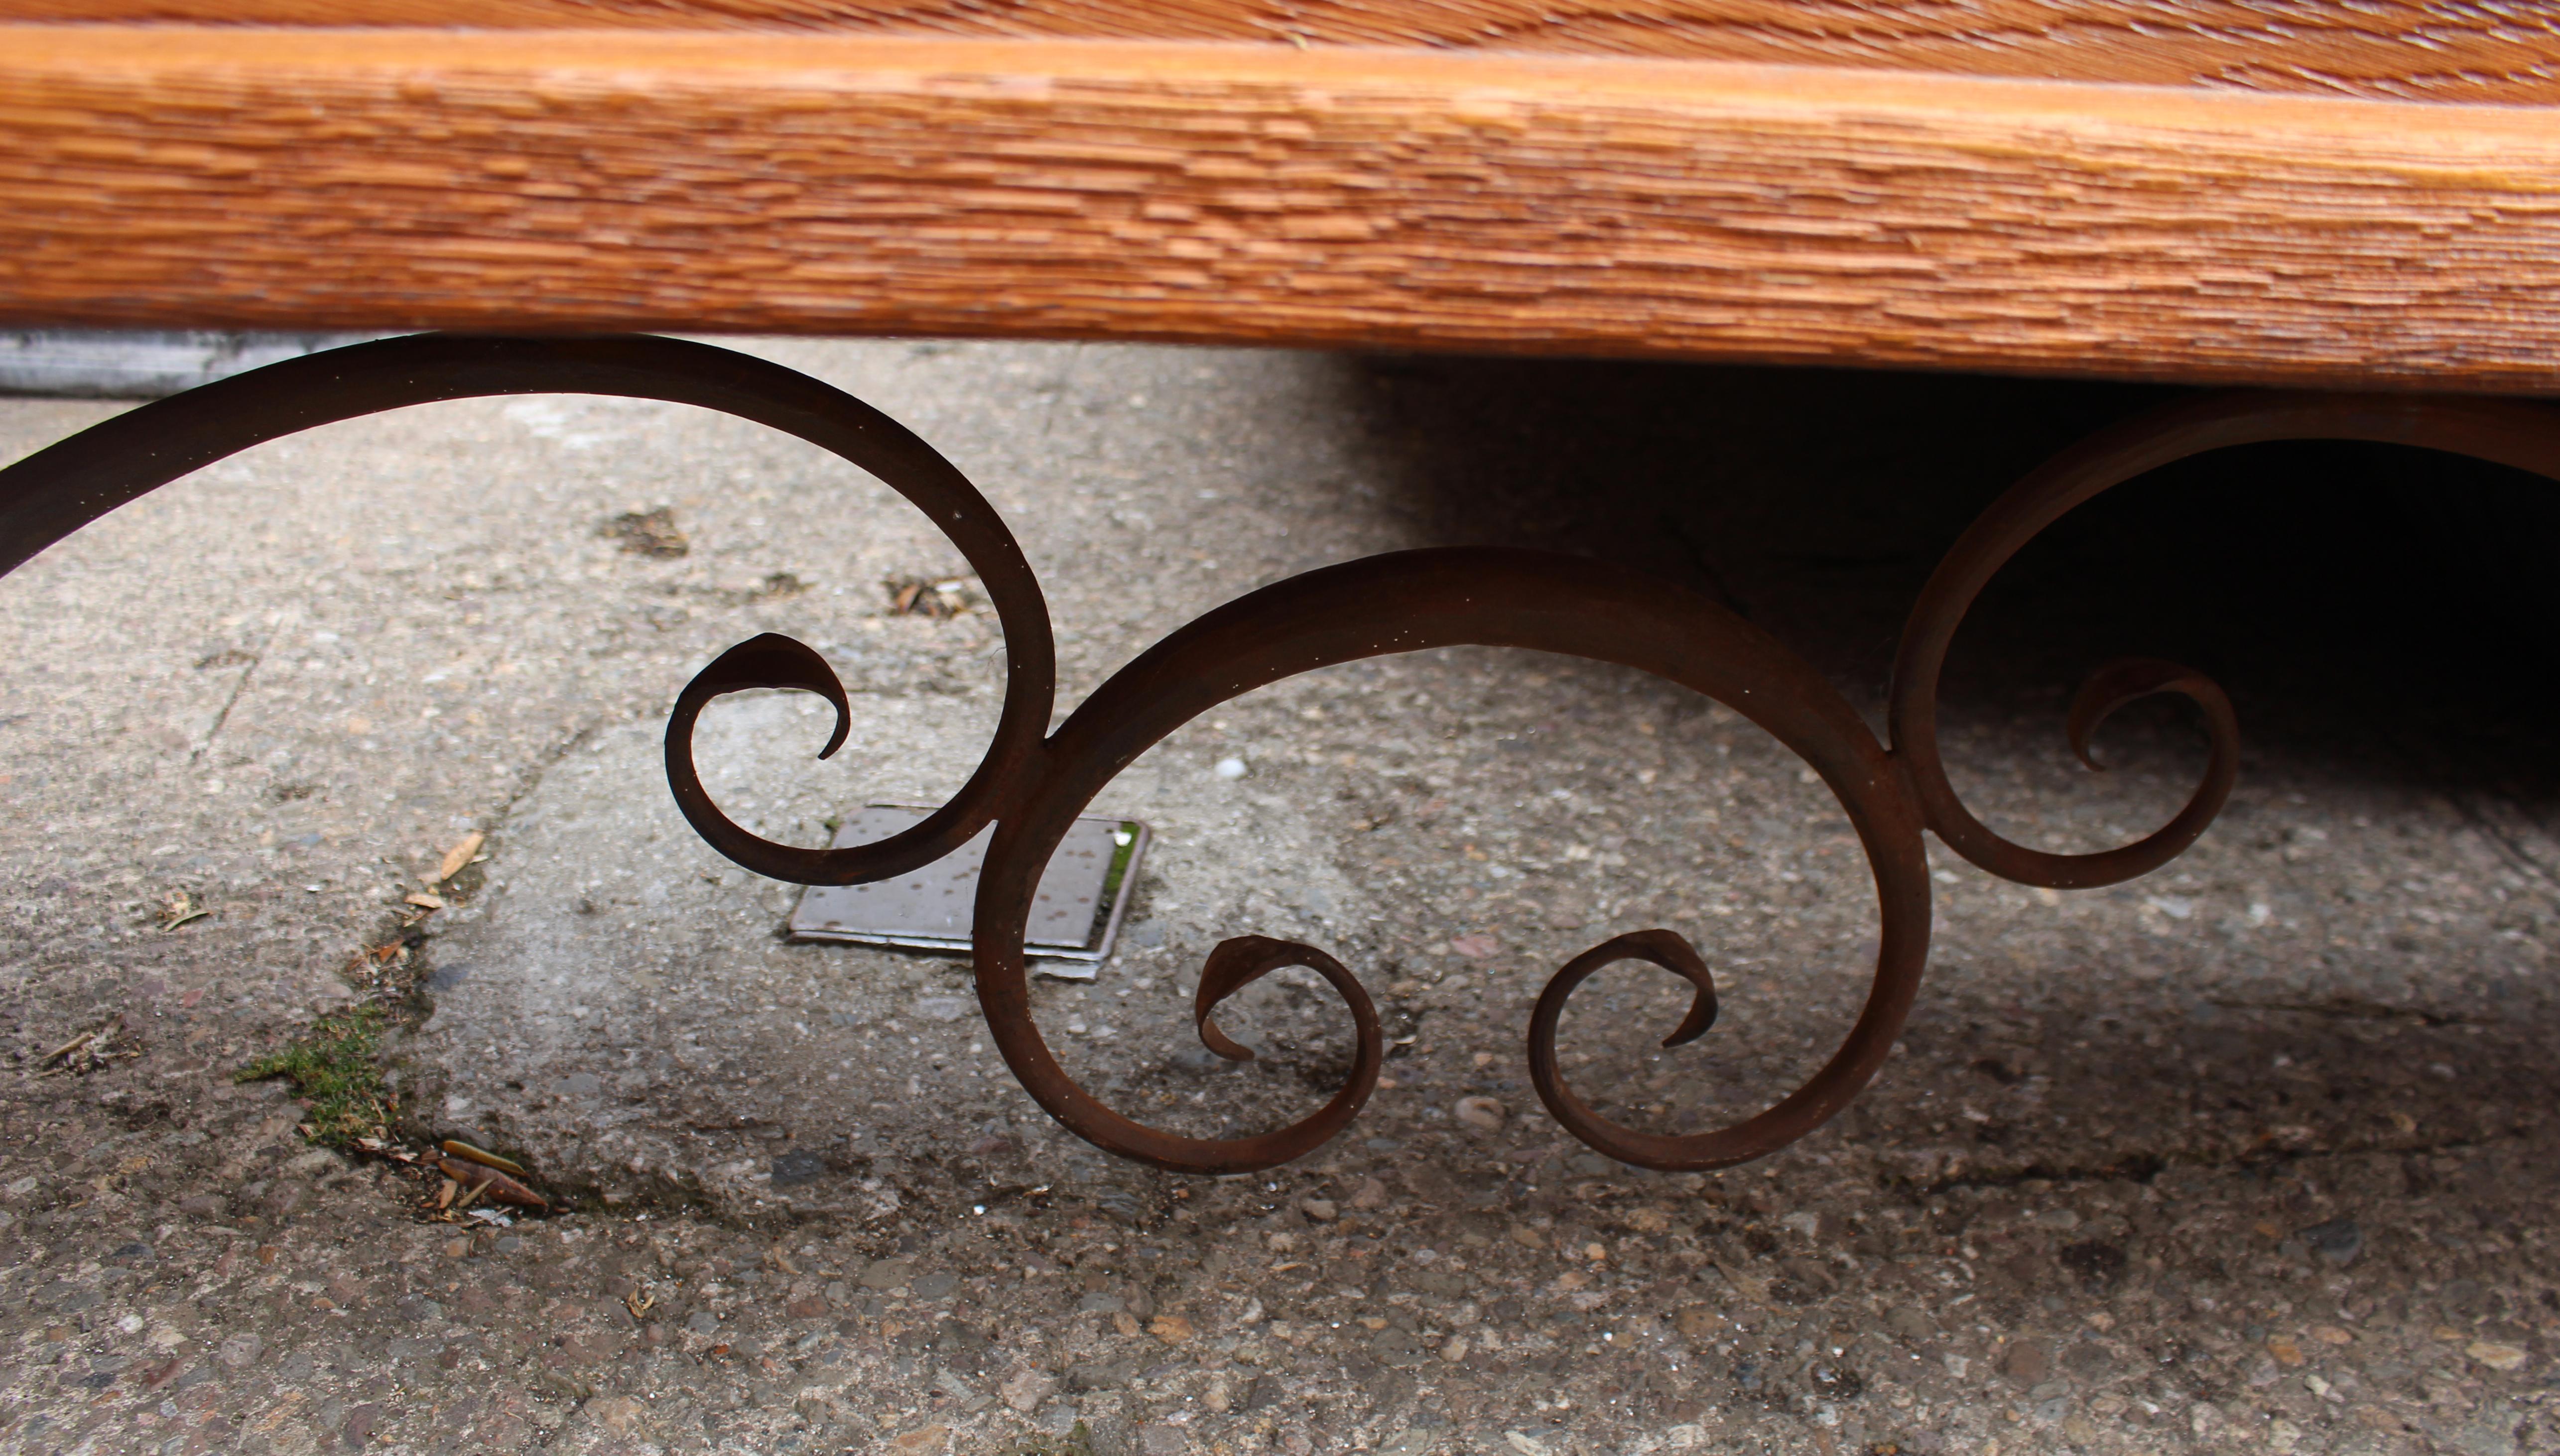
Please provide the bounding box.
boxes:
[12,0,2560,103]
[6,26,2560,390]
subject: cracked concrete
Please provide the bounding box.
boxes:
[1,338,2556,1456]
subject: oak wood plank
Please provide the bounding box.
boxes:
[5,26,2560,389]
[12,0,2560,104]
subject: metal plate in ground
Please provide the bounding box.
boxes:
[788,806,1145,962]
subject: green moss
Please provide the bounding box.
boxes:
[1099,823,1139,904]
[235,1004,393,1147]
[997,1424,1095,1456]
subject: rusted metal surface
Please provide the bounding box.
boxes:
[9,335,2558,1174]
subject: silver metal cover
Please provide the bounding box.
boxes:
[787,805,1146,962]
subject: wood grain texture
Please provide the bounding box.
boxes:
[11,0,2560,103]
[6,26,2560,389]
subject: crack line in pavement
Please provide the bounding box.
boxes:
[189,634,265,763]
[1910,1130,2525,1196]
[2445,788,2560,887]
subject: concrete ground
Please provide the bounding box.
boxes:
[0,338,2555,1456]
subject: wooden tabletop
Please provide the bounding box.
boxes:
[5,4,2558,390]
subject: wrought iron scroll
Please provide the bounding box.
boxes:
[8,336,2560,1176]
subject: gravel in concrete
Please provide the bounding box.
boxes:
[1,340,2555,1456]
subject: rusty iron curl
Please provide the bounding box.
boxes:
[9,336,2560,1176]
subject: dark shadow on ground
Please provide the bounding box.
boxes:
[1347,354,2560,827]
[1348,354,2560,1153]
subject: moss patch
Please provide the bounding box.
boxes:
[1084,822,1141,947]
[997,1425,1095,1456]
[235,1004,394,1147]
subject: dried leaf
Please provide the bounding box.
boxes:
[435,1177,459,1210]
[603,507,689,559]
[440,1140,528,1179]
[404,892,445,911]
[436,1155,548,1212]
[157,890,212,931]
[41,1018,139,1076]
[434,832,485,884]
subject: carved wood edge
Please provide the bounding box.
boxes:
[5,27,2560,390]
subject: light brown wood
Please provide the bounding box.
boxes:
[12,0,2560,104]
[6,26,2560,390]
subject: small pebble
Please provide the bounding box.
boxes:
[999,1369,1056,1413]
[587,1396,646,1435]
[1454,1096,1506,1132]
[216,1334,264,1370]
[1213,757,1247,780]
[1299,1198,1338,1223]
[2469,1341,2528,1372]
[2000,1340,2048,1384]
[860,1258,915,1292]
[2299,1217,2363,1265]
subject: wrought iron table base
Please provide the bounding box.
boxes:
[7,335,2555,1176]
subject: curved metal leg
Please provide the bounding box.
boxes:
[12,336,2559,1175]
